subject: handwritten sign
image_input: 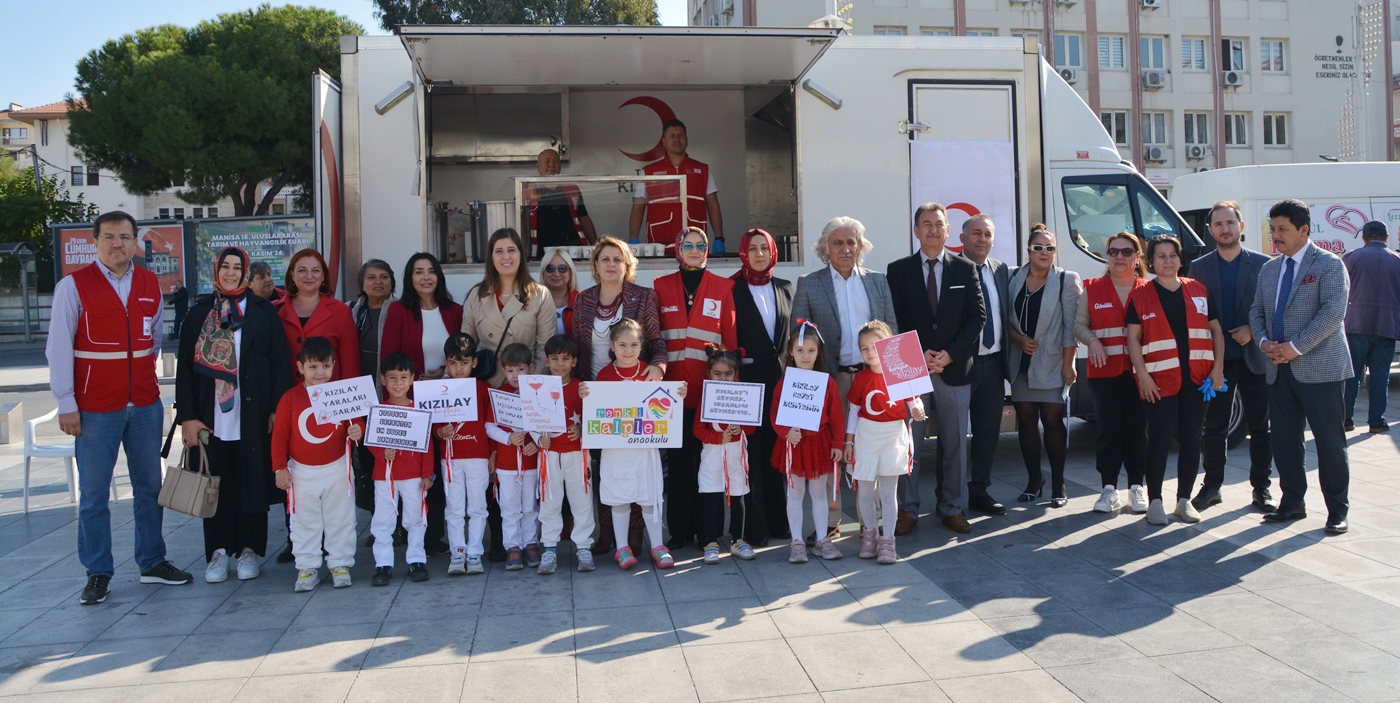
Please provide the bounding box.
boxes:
[488,388,525,431]
[364,405,433,452]
[874,331,933,401]
[413,378,478,423]
[700,380,765,427]
[519,374,566,433]
[582,381,684,449]
[774,368,829,432]
[308,375,378,423]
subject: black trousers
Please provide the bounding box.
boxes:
[1270,366,1349,519]
[698,492,747,546]
[1201,359,1273,491]
[202,436,269,561]
[1143,386,1209,501]
[1089,372,1146,488]
[665,408,702,545]
[744,421,785,541]
[967,354,1006,500]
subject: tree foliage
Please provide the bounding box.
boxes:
[372,0,658,30]
[0,167,93,291]
[68,4,363,216]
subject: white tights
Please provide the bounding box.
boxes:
[857,476,899,537]
[786,475,833,543]
[611,503,663,552]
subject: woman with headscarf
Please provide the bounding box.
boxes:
[176,247,293,583]
[653,226,738,552]
[730,228,793,545]
[276,249,360,382]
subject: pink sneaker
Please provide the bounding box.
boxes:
[615,547,638,571]
[651,546,675,569]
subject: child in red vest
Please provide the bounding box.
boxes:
[771,320,845,564]
[370,352,435,586]
[486,343,541,571]
[435,333,492,576]
[536,334,594,574]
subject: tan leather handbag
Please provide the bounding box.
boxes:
[158,442,220,518]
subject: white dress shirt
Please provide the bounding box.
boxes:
[830,266,871,367]
[748,283,777,343]
[1264,244,1310,354]
[974,262,1003,355]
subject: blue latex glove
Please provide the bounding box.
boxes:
[1199,378,1228,401]
[712,237,726,254]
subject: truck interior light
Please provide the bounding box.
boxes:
[802,79,842,110]
[375,82,415,115]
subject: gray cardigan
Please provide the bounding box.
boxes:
[1007,265,1083,390]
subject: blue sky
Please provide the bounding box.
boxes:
[3,0,686,109]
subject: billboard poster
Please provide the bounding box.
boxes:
[910,140,1018,265]
[192,216,315,294]
[54,221,189,294]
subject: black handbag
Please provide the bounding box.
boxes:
[473,312,516,380]
[351,443,376,512]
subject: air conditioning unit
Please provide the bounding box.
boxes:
[1009,0,1032,5]
[1222,70,1244,86]
[709,14,721,26]
[1186,144,1207,160]
[1193,166,1212,173]
[1141,0,1162,8]
[1144,146,1166,163]
[1059,68,1080,84]
[1141,71,1168,89]
[721,0,734,15]
[1057,0,1079,6]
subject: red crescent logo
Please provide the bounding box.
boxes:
[944,202,982,254]
[618,96,677,162]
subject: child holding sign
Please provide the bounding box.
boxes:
[485,344,541,572]
[271,337,365,591]
[435,334,491,576]
[694,346,755,565]
[370,352,435,587]
[535,335,594,575]
[583,318,687,571]
[770,321,845,564]
[846,321,926,565]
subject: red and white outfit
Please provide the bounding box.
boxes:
[1129,278,1215,397]
[437,378,491,558]
[847,368,914,537]
[272,385,360,572]
[538,378,593,550]
[368,401,433,568]
[771,371,844,542]
[635,156,717,249]
[1084,276,1149,380]
[593,362,668,553]
[70,262,161,411]
[695,417,753,497]
[653,272,737,410]
[486,382,540,551]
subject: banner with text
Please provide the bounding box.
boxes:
[365,405,433,452]
[700,380,765,427]
[582,381,683,449]
[412,378,478,423]
[308,375,378,423]
[910,140,1016,263]
[774,368,830,432]
[192,216,315,295]
[488,388,525,431]
[875,331,933,401]
[519,374,566,433]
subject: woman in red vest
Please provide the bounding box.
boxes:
[276,249,360,382]
[1075,232,1151,515]
[654,226,738,551]
[1125,235,1225,526]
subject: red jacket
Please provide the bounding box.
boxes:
[276,295,361,382]
[489,382,538,471]
[367,400,433,481]
[654,271,737,409]
[381,299,465,378]
[1130,278,1215,398]
[71,263,162,412]
[848,368,908,422]
[1084,276,1148,379]
[693,413,756,445]
[271,385,356,471]
[435,378,492,462]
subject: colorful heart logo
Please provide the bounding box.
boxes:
[648,397,672,418]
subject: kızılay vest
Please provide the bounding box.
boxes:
[654,271,737,409]
[1084,276,1149,379]
[526,184,589,245]
[1130,278,1214,397]
[641,157,710,246]
[71,262,161,412]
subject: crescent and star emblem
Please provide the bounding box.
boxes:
[864,390,887,417]
[298,407,333,444]
[617,96,678,163]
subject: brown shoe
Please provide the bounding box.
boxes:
[894,511,917,536]
[941,513,972,534]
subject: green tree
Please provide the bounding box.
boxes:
[0,166,93,291]
[371,0,658,30]
[68,4,364,216]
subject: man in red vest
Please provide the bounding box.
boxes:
[47,211,193,605]
[524,148,597,258]
[629,119,724,254]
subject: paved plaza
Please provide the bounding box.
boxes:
[2,354,1399,702]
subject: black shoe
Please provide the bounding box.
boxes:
[751,538,769,548]
[804,532,817,547]
[276,542,294,564]
[1252,488,1278,513]
[425,539,450,556]
[1344,419,1356,432]
[664,536,688,551]
[80,575,111,605]
[371,566,393,587]
[1191,487,1223,512]
[1370,422,1391,434]
[969,495,1008,516]
[392,528,408,546]
[1263,504,1307,523]
[771,529,792,540]
[1049,496,1068,509]
[139,561,193,585]
[1325,517,1350,534]
[1017,481,1044,503]
[488,544,508,563]
[408,562,429,582]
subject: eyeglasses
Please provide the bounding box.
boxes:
[681,242,708,252]
[97,234,136,243]
[543,264,570,274]
[1029,244,1057,253]
[1106,247,1137,257]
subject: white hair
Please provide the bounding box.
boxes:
[814,216,874,266]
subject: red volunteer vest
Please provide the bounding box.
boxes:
[1130,278,1214,397]
[525,184,588,245]
[641,156,710,246]
[654,271,737,409]
[71,262,162,412]
[1084,276,1149,379]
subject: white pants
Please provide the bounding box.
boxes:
[372,478,426,567]
[289,457,357,571]
[786,474,833,544]
[498,469,540,550]
[540,451,594,549]
[857,475,900,537]
[444,458,490,556]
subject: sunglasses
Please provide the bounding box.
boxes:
[681,242,708,252]
[543,264,570,274]
[1106,247,1137,257]
[1029,244,1057,253]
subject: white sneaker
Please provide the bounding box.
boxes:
[294,569,321,592]
[236,548,261,580]
[448,549,467,575]
[330,566,352,588]
[1093,485,1122,513]
[1146,499,1169,525]
[1174,498,1201,524]
[205,549,229,583]
[1129,485,1149,514]
[577,549,595,573]
[538,549,558,575]
[466,555,485,575]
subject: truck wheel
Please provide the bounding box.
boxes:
[1226,390,1247,449]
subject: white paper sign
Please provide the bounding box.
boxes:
[582,381,684,449]
[519,374,566,433]
[700,380,765,427]
[488,388,525,431]
[412,378,478,423]
[308,375,378,423]
[774,368,830,432]
[364,405,433,452]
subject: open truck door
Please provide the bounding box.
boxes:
[312,69,344,295]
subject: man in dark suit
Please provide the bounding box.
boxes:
[1189,200,1276,513]
[1248,198,1352,534]
[1342,220,1400,433]
[888,203,987,534]
[957,215,1009,516]
[732,229,793,544]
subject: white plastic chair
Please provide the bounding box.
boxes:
[23,408,78,514]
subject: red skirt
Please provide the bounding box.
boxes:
[771,433,838,481]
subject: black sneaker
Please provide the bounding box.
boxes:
[139,561,193,585]
[392,527,408,546]
[372,566,393,587]
[488,544,507,563]
[408,562,429,582]
[80,575,111,605]
[276,542,294,564]
[425,539,450,556]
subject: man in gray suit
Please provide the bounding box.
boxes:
[791,216,899,540]
[1342,220,1400,433]
[957,215,1009,516]
[1189,200,1276,513]
[1248,199,1352,534]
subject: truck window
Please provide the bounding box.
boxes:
[1062,182,1133,261]
[1135,188,1178,238]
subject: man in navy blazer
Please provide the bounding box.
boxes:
[1342,221,1400,433]
[887,203,987,534]
[1189,200,1276,513]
